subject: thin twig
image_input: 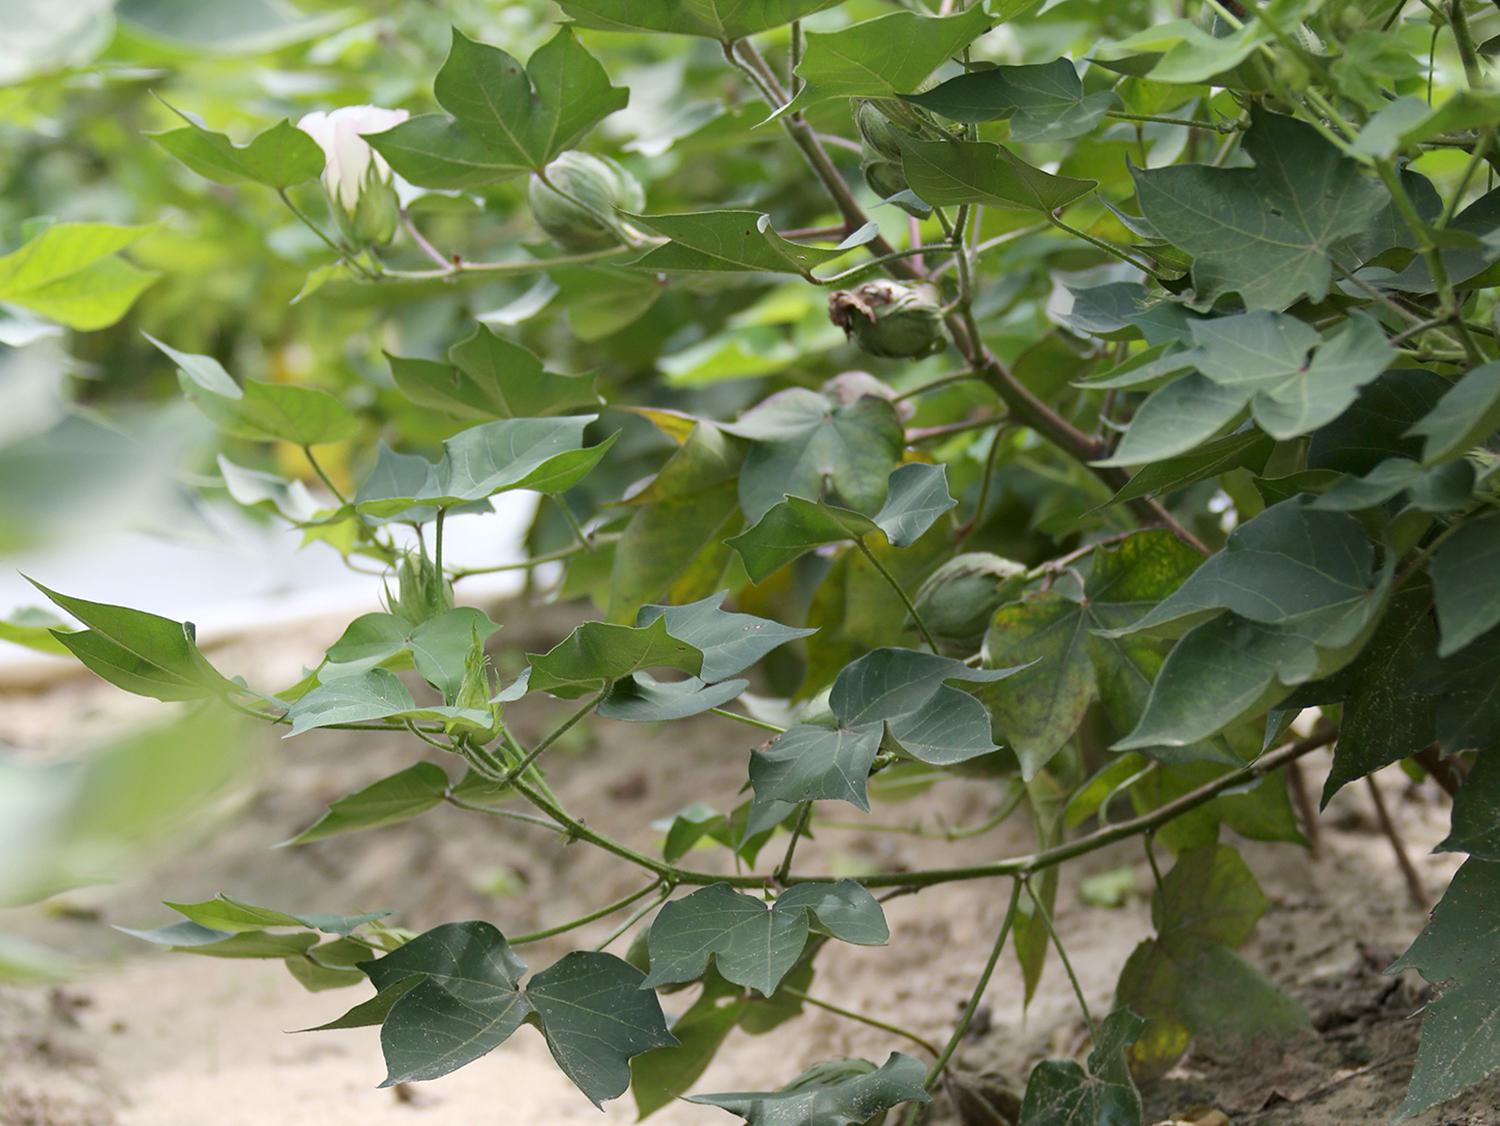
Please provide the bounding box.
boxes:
[854,537,939,652]
[509,880,664,945]
[1365,775,1426,909]
[781,986,943,1058]
[903,879,1024,1123]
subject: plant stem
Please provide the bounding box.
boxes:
[709,707,788,734]
[432,507,447,590]
[956,426,1004,541]
[223,694,445,734]
[509,880,664,945]
[595,884,673,951]
[277,189,376,279]
[781,986,943,1057]
[1448,0,1484,87]
[854,537,939,652]
[399,208,453,270]
[448,534,622,579]
[442,795,569,834]
[1364,775,1427,908]
[301,445,349,506]
[1375,159,1484,364]
[775,802,814,883]
[1104,109,1241,133]
[553,494,595,553]
[502,689,606,784]
[893,372,988,402]
[378,245,636,281]
[905,877,1024,1121]
[1049,215,1160,279]
[1024,875,1096,1040]
[815,244,957,284]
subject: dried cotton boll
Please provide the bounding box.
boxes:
[828,280,947,360]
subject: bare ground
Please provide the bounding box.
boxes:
[1,605,1495,1126]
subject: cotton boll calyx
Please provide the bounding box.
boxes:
[528,151,644,251]
[296,105,409,246]
[913,553,1028,646]
[828,280,947,360]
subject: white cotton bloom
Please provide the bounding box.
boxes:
[296,105,409,213]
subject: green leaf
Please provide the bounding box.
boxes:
[1183,311,1394,440]
[728,463,955,583]
[526,616,704,697]
[285,668,457,736]
[632,977,746,1119]
[980,530,1204,778]
[0,606,76,656]
[1438,752,1500,861]
[1115,845,1307,1081]
[1388,859,1500,1120]
[0,221,157,330]
[636,591,815,682]
[627,211,863,277]
[688,1051,930,1124]
[1094,17,1273,86]
[117,921,320,959]
[1381,186,1500,294]
[28,579,227,702]
[353,416,612,519]
[360,921,534,1086]
[370,28,627,188]
[900,138,1097,213]
[1432,515,1500,657]
[1096,375,1247,467]
[526,951,678,1108]
[1106,430,1274,507]
[284,762,453,846]
[1309,368,1451,475]
[779,7,993,117]
[751,648,1023,801]
[724,388,905,524]
[149,111,324,189]
[556,0,840,39]
[608,422,744,619]
[390,325,600,420]
[150,335,359,447]
[597,674,749,722]
[161,896,387,937]
[324,607,501,699]
[1408,360,1500,467]
[1411,627,1500,755]
[1112,502,1378,637]
[1018,1008,1145,1126]
[1353,91,1500,160]
[1133,109,1389,309]
[905,58,1120,142]
[643,881,885,996]
[1321,581,1438,803]
[1116,595,1389,751]
[750,723,885,811]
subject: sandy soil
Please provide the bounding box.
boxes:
[1,605,1496,1126]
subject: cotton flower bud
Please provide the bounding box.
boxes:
[296,105,409,246]
[390,550,450,627]
[913,553,1028,645]
[828,280,947,360]
[528,151,644,251]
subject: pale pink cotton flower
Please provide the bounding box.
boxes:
[296,105,409,212]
